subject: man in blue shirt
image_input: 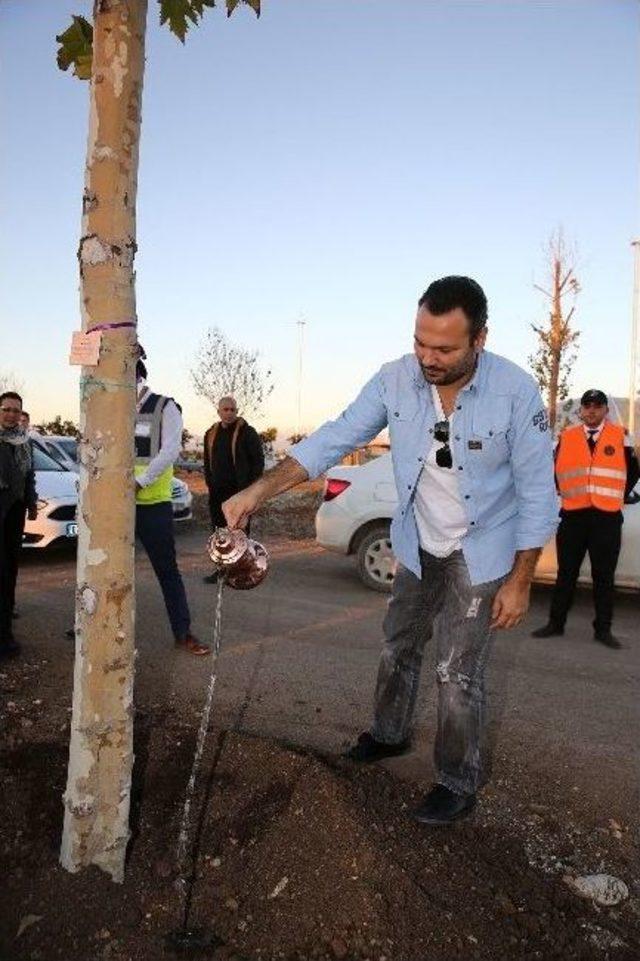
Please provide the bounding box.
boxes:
[224,276,558,825]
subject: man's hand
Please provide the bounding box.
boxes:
[491,578,531,630]
[27,505,38,521]
[490,547,541,630]
[222,456,310,530]
[223,485,262,530]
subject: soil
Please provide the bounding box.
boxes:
[1,681,638,961]
[2,492,638,960]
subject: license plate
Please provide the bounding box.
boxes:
[66,522,78,537]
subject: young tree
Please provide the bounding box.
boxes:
[56,0,261,883]
[529,231,581,432]
[191,326,274,420]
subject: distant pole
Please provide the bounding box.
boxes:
[295,316,306,438]
[630,240,640,441]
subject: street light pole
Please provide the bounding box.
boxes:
[629,240,640,441]
[295,316,306,439]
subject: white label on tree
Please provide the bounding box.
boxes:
[69,330,102,366]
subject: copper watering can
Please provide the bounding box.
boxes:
[206,527,269,590]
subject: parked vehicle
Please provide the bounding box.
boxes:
[315,452,640,593]
[171,477,193,521]
[23,442,79,549]
[38,434,79,472]
[23,440,192,548]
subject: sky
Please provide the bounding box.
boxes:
[1,0,639,439]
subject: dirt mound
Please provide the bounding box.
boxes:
[190,487,323,541]
[1,723,638,961]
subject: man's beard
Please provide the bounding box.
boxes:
[421,348,477,386]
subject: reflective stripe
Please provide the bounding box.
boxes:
[588,485,623,499]
[558,466,625,482]
[557,467,589,481]
[560,484,622,501]
[559,485,590,497]
[590,467,627,481]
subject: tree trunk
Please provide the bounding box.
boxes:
[60,0,148,883]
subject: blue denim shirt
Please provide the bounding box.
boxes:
[290,350,559,585]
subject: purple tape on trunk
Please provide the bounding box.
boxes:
[85,321,137,334]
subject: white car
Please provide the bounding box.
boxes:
[316,452,640,593]
[40,435,192,521]
[38,434,79,472]
[170,477,193,521]
[23,441,192,549]
[23,442,79,548]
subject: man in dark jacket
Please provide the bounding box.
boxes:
[0,392,37,658]
[203,397,264,583]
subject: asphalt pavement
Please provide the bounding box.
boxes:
[14,524,639,821]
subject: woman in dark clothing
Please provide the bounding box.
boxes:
[0,392,37,658]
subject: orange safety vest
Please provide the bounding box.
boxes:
[555,421,626,512]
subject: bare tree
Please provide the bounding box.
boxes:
[0,370,25,395]
[191,326,274,420]
[529,230,581,431]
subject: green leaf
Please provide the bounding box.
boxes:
[159,0,200,43]
[55,15,93,80]
[192,0,216,14]
[227,0,260,17]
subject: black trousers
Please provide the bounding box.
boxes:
[0,501,25,643]
[208,487,251,534]
[549,508,623,634]
[135,502,191,641]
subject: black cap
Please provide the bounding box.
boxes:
[580,389,608,406]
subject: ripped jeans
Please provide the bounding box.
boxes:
[371,550,506,796]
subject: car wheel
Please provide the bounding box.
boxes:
[356,524,395,593]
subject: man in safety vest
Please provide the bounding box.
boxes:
[135,359,209,655]
[532,389,639,649]
[202,396,264,584]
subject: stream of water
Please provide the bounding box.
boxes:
[174,577,225,931]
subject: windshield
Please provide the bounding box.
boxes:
[56,438,78,461]
[31,442,66,472]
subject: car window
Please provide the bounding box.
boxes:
[32,442,66,472]
[41,442,68,468]
[57,438,78,461]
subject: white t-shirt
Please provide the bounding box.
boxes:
[413,385,468,557]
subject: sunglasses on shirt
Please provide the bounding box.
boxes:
[434,420,453,469]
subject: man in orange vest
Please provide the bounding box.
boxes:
[533,389,639,648]
[203,396,264,583]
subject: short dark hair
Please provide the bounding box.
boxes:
[136,359,148,381]
[0,391,23,408]
[418,276,488,341]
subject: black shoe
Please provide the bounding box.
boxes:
[64,627,75,639]
[344,731,410,763]
[411,783,476,826]
[203,572,219,584]
[531,623,564,638]
[594,631,622,649]
[0,638,21,659]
